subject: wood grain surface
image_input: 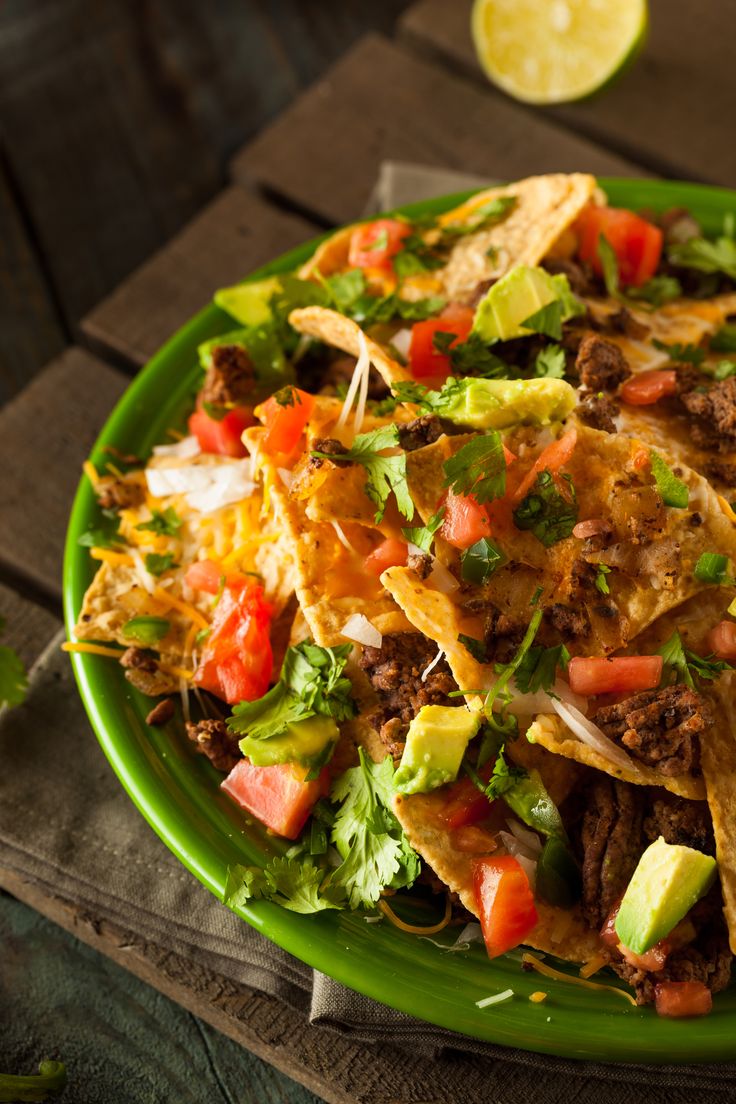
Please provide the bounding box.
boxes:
[82,187,318,368]
[400,0,736,186]
[0,347,126,602]
[232,34,648,226]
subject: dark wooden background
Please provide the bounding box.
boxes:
[2,0,736,1100]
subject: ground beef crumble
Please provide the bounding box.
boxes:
[200,344,255,406]
[185,718,241,773]
[681,377,736,451]
[96,479,145,510]
[397,415,445,452]
[592,685,710,776]
[359,632,457,727]
[576,391,619,433]
[575,334,632,392]
[309,437,353,470]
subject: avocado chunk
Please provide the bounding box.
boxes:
[394,705,481,795]
[434,377,576,430]
[472,265,582,342]
[239,713,339,769]
[214,276,282,327]
[614,836,717,954]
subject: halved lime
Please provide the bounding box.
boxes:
[471,0,648,105]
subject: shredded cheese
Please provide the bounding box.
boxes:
[336,330,370,432]
[62,642,124,659]
[83,460,101,488]
[579,954,609,980]
[160,664,194,681]
[377,895,451,935]
[529,991,548,1004]
[421,646,444,682]
[521,953,636,1006]
[475,989,514,1009]
[153,587,209,631]
[90,548,135,567]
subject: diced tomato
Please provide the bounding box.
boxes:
[512,428,578,504]
[472,855,538,958]
[577,205,663,287]
[256,388,316,456]
[600,900,622,948]
[440,488,492,549]
[619,940,670,972]
[654,980,713,1019]
[194,581,273,704]
[620,370,678,406]
[222,759,330,839]
[348,218,411,270]
[185,559,225,594]
[364,538,408,576]
[707,620,736,660]
[409,305,474,383]
[440,775,492,830]
[573,519,610,541]
[188,406,254,457]
[568,655,663,697]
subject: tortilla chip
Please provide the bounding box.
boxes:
[438,173,596,303]
[394,789,600,962]
[700,675,736,952]
[298,225,354,279]
[288,306,411,388]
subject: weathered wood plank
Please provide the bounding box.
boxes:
[232,34,647,226]
[0,584,61,671]
[0,0,413,327]
[0,348,127,601]
[82,187,318,368]
[400,0,736,186]
[0,157,65,404]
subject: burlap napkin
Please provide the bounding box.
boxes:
[2,162,734,1101]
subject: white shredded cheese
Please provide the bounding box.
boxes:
[146,460,256,514]
[277,467,295,490]
[153,435,201,459]
[341,613,382,649]
[353,333,371,435]
[551,697,636,772]
[421,646,444,682]
[507,819,543,856]
[129,547,156,595]
[336,330,371,432]
[390,327,412,360]
[476,989,514,1009]
[331,521,354,551]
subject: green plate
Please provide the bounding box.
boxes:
[64,179,736,1063]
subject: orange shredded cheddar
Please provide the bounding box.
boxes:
[378,895,451,935]
[62,642,124,659]
[153,587,209,631]
[90,548,135,567]
[521,953,636,1006]
[580,954,609,979]
[529,991,547,1004]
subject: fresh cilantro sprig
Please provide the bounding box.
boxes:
[657,629,734,690]
[443,432,506,505]
[145,552,178,576]
[649,450,689,509]
[402,508,445,554]
[478,609,543,753]
[513,470,579,546]
[224,856,345,914]
[651,338,705,366]
[534,344,566,379]
[464,741,567,839]
[136,507,182,537]
[669,220,736,280]
[599,235,681,308]
[514,642,570,695]
[711,324,736,353]
[458,634,488,663]
[312,425,414,523]
[440,195,517,242]
[78,510,123,549]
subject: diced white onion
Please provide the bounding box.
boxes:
[342,613,382,649]
[428,559,460,594]
[336,330,370,431]
[499,830,537,862]
[153,435,201,459]
[277,467,295,490]
[507,682,554,717]
[421,646,444,682]
[390,327,413,359]
[515,853,538,890]
[146,460,256,514]
[552,678,589,714]
[551,697,637,772]
[129,547,155,595]
[507,819,543,856]
[331,521,354,551]
[454,922,483,947]
[476,989,514,1009]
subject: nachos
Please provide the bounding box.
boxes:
[69,175,736,1018]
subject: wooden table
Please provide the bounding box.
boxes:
[1,2,734,1099]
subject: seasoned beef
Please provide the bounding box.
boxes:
[548,603,590,641]
[575,334,632,392]
[604,306,650,341]
[120,647,158,673]
[659,206,701,246]
[612,915,731,1005]
[398,415,444,452]
[705,459,736,488]
[593,685,710,776]
[643,793,714,854]
[681,377,736,451]
[378,717,408,764]
[185,718,241,773]
[317,355,389,401]
[309,437,353,470]
[580,776,644,927]
[577,391,619,433]
[542,257,598,298]
[407,549,433,579]
[96,479,145,510]
[145,698,175,726]
[482,606,526,665]
[359,632,457,725]
[200,344,255,406]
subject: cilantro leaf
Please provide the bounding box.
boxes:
[670,229,736,280]
[447,332,509,379]
[223,857,345,915]
[657,629,734,691]
[594,563,611,595]
[0,644,28,709]
[77,515,123,549]
[521,300,564,341]
[711,324,736,353]
[122,617,170,645]
[514,643,570,695]
[534,344,566,379]
[330,750,420,909]
[597,234,620,298]
[313,425,414,523]
[626,275,682,307]
[393,234,445,278]
[440,195,516,241]
[443,432,506,505]
[348,293,446,327]
[703,359,736,381]
[458,634,488,663]
[145,552,178,576]
[485,746,526,801]
[136,507,182,537]
[649,450,689,508]
[479,609,543,752]
[651,339,705,366]
[390,380,434,408]
[323,268,367,312]
[460,537,505,585]
[512,470,578,546]
[402,508,445,554]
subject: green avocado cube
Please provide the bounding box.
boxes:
[615,836,717,954]
[214,276,282,326]
[472,264,581,342]
[394,705,481,795]
[436,377,576,431]
[239,714,339,769]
